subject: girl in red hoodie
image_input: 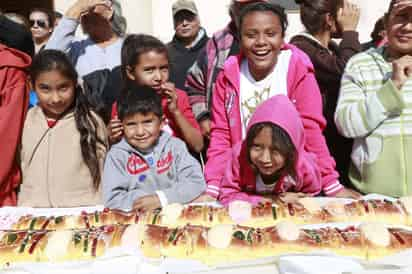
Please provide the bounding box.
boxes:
[220,95,321,207]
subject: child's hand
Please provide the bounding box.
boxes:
[278,192,308,204]
[133,194,161,212]
[392,55,412,89]
[199,118,211,139]
[334,187,362,199]
[108,117,123,145]
[161,82,179,114]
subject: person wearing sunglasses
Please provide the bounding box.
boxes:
[29,8,54,54]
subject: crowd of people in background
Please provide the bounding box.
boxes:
[0,0,411,213]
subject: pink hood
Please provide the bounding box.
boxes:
[219,95,322,206]
[246,95,304,156]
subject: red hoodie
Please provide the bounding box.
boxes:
[0,43,31,206]
[219,95,321,206]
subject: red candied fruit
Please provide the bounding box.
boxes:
[105,226,115,233]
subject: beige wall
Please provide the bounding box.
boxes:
[54,0,154,35]
[55,0,391,43]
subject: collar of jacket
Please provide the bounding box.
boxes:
[221,43,315,99]
[115,131,172,159]
[291,32,338,55]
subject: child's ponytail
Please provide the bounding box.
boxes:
[74,85,105,190]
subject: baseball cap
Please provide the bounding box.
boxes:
[172,0,198,17]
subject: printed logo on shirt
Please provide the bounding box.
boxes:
[147,156,155,167]
[241,87,270,129]
[126,154,149,175]
[157,151,173,174]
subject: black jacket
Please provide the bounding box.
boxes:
[0,15,34,57]
[167,29,209,91]
[290,32,361,184]
[82,66,122,124]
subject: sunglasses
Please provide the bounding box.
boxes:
[29,19,48,28]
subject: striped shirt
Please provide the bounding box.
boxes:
[335,47,412,197]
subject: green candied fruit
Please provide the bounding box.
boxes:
[246,228,255,244]
[18,232,32,253]
[233,231,245,241]
[73,233,82,245]
[29,217,37,230]
[370,200,378,208]
[55,216,63,224]
[7,233,17,245]
[152,213,160,225]
[83,234,89,253]
[168,228,179,242]
[272,206,277,220]
[306,230,321,243]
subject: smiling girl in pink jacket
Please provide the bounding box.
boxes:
[203,2,359,201]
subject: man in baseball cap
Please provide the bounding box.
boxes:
[167,0,209,91]
[172,0,199,17]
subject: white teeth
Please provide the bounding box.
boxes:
[254,51,270,56]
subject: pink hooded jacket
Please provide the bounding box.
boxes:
[205,44,342,199]
[219,95,322,206]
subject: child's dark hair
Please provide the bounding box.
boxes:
[370,16,385,42]
[117,84,163,121]
[295,0,343,34]
[239,2,288,37]
[121,34,169,86]
[30,50,105,190]
[246,122,297,180]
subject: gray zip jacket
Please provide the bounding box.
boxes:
[102,132,206,211]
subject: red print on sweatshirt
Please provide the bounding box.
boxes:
[126,154,149,175]
[157,151,173,174]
